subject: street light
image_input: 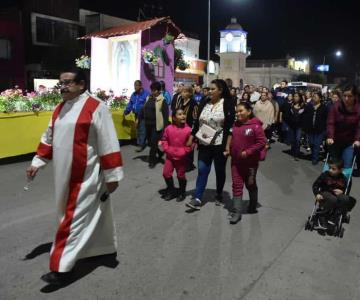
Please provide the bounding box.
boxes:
[207,0,211,86]
[323,50,343,66]
[322,50,343,77]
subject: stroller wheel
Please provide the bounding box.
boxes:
[339,227,345,238]
[344,214,350,224]
[310,222,314,231]
[305,221,310,230]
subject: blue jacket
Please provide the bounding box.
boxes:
[274,87,290,108]
[194,92,204,104]
[124,89,150,116]
[162,90,172,106]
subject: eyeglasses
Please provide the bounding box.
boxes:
[58,80,76,86]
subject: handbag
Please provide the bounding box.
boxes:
[196,124,223,146]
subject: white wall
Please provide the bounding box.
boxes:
[244,67,303,88]
[175,37,200,60]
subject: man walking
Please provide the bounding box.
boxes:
[124,80,150,152]
[26,69,124,285]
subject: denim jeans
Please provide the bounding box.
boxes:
[195,145,227,201]
[137,119,146,147]
[281,122,290,145]
[329,144,354,168]
[308,132,325,162]
[287,127,302,157]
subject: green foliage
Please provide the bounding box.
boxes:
[174,48,189,71]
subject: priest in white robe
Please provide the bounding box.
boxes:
[26,69,124,285]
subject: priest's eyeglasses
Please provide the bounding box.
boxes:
[58,80,76,86]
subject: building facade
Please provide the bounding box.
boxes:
[216,18,309,88]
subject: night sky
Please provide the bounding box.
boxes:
[2,0,359,77]
[81,0,360,78]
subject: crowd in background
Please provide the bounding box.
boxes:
[171,80,360,169]
[123,78,360,222]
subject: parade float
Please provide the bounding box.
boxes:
[0,17,181,159]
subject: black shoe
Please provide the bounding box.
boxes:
[186,197,201,210]
[159,188,169,197]
[41,271,72,285]
[176,179,187,202]
[135,145,146,153]
[248,189,258,213]
[149,162,156,169]
[163,177,177,201]
[215,194,223,206]
[247,208,258,214]
[164,189,177,201]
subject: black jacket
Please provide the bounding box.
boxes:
[302,103,328,134]
[171,95,198,127]
[281,102,305,129]
[192,96,236,150]
[312,171,347,195]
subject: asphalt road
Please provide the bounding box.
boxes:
[1,142,359,300]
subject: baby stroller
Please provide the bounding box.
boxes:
[305,153,357,238]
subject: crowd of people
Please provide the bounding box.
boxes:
[124,78,360,226]
[26,69,360,284]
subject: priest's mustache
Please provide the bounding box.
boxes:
[61,88,70,94]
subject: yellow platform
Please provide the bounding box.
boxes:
[0,109,136,159]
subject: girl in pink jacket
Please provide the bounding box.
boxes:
[159,109,192,201]
[225,102,267,224]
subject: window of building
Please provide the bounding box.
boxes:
[32,13,79,46]
[154,59,165,79]
[0,38,11,59]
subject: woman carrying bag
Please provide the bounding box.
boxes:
[186,79,235,210]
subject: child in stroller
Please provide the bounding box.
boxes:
[305,158,357,237]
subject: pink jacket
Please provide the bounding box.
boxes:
[230,117,267,166]
[160,124,192,160]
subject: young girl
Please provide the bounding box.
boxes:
[302,92,328,165]
[159,109,192,201]
[224,102,267,224]
[282,92,305,160]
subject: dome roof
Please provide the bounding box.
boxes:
[225,18,243,30]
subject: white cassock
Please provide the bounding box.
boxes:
[31,91,124,272]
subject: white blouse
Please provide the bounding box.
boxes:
[199,98,225,146]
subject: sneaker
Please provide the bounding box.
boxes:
[186,198,201,210]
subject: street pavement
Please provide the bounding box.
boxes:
[1,142,360,300]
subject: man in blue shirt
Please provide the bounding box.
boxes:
[193,83,204,104]
[124,80,150,152]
